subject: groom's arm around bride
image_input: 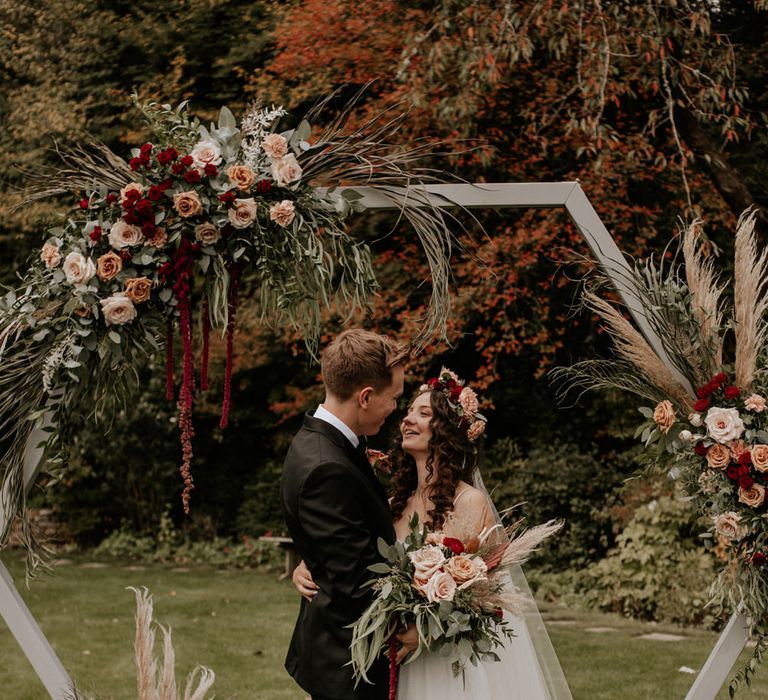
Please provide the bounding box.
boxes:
[280,329,406,700]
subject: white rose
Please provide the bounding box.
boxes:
[689,413,703,427]
[63,251,96,285]
[271,153,303,187]
[714,512,745,541]
[190,139,222,168]
[408,545,446,580]
[108,220,144,250]
[424,571,457,603]
[100,293,137,326]
[704,407,745,443]
[262,133,289,160]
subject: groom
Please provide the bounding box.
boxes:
[281,329,409,700]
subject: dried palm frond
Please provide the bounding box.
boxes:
[299,85,473,350]
[682,220,725,374]
[20,141,134,206]
[734,209,768,390]
[584,292,693,410]
[498,519,563,569]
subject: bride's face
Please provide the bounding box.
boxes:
[400,392,433,456]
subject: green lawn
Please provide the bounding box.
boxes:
[1,551,767,699]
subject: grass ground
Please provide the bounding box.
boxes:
[1,551,767,699]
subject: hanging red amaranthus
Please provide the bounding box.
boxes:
[200,296,210,391]
[219,263,241,429]
[165,315,175,401]
[172,237,196,512]
[388,636,398,700]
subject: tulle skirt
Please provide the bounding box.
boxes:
[397,613,550,700]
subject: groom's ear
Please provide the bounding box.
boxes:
[358,386,374,408]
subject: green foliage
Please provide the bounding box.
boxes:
[576,496,718,627]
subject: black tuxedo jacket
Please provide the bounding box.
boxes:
[281,413,395,700]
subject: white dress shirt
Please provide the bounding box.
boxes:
[313,404,359,448]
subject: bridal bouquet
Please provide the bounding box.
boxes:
[553,210,768,693]
[349,515,561,689]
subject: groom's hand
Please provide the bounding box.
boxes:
[292,560,319,601]
[394,624,419,664]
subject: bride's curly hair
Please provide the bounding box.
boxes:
[389,388,479,530]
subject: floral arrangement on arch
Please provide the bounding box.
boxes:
[0,90,461,569]
[553,210,768,694]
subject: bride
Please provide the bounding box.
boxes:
[293,369,572,699]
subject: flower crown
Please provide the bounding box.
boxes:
[420,367,487,442]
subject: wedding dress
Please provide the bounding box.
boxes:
[395,482,573,700]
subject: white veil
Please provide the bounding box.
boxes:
[473,468,574,700]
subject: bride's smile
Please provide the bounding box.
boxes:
[400,393,434,455]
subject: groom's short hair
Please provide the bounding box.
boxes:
[321,329,408,400]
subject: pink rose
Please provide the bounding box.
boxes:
[194,222,221,246]
[228,198,258,229]
[424,571,457,603]
[714,512,745,540]
[262,133,289,160]
[63,251,96,285]
[458,387,478,416]
[746,394,767,413]
[108,220,144,249]
[40,242,61,269]
[444,554,487,587]
[269,200,296,228]
[100,293,137,325]
[408,545,445,580]
[467,420,486,441]
[705,407,745,443]
[190,139,222,169]
[271,153,302,187]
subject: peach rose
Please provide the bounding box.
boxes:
[408,545,446,580]
[124,277,152,303]
[706,443,731,470]
[752,445,768,473]
[739,482,766,508]
[146,227,167,248]
[458,387,478,416]
[714,512,745,541]
[227,164,256,191]
[444,555,487,587]
[40,242,61,269]
[730,440,749,460]
[653,400,676,433]
[63,251,96,285]
[228,198,258,229]
[271,153,302,187]
[746,394,767,413]
[96,251,123,282]
[173,190,203,218]
[425,532,445,546]
[108,220,144,249]
[195,222,221,246]
[119,182,144,202]
[100,293,137,325]
[190,139,222,168]
[262,133,289,160]
[467,420,486,441]
[424,571,457,603]
[269,200,296,228]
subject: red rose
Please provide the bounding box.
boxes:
[123,212,138,225]
[693,398,710,412]
[181,155,194,166]
[256,179,272,194]
[106,193,117,204]
[124,189,141,202]
[160,179,173,190]
[147,185,164,201]
[740,475,754,490]
[171,162,186,175]
[129,157,142,171]
[158,262,171,277]
[140,143,153,155]
[191,242,201,252]
[739,451,753,466]
[446,378,458,390]
[727,465,740,480]
[119,250,132,261]
[724,386,742,400]
[714,372,728,384]
[218,190,237,205]
[79,198,89,209]
[89,228,102,242]
[739,464,750,477]
[427,378,441,389]
[142,222,156,237]
[135,199,154,217]
[696,386,711,400]
[184,170,201,184]
[752,552,767,567]
[694,442,708,457]
[203,163,218,176]
[139,153,151,167]
[443,537,465,555]
[449,386,463,402]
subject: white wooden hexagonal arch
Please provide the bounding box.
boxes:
[0,181,746,699]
